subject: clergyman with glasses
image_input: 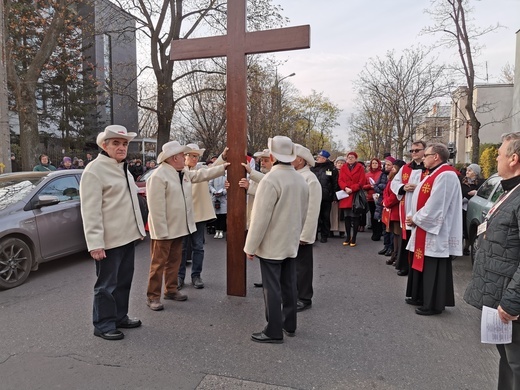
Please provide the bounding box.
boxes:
[390,140,427,277]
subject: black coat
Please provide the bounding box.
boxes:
[311,160,338,202]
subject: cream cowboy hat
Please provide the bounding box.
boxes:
[253,149,270,158]
[96,125,137,148]
[267,136,296,163]
[294,144,315,167]
[157,141,191,164]
[186,143,206,155]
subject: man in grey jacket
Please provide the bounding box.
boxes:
[244,136,309,343]
[465,132,520,389]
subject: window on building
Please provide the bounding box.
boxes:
[103,34,113,123]
[434,126,443,138]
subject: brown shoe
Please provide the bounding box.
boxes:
[164,291,188,301]
[146,299,164,311]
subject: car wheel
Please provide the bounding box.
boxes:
[0,238,33,289]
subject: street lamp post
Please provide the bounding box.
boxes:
[275,72,295,132]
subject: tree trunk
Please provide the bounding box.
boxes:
[17,83,40,171]
[156,81,175,153]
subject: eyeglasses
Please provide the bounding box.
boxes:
[423,153,436,158]
[409,149,424,153]
[185,154,200,159]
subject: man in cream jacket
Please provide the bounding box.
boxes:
[145,141,228,311]
[292,144,322,312]
[244,136,309,343]
[80,125,146,341]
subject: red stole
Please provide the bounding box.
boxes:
[412,164,457,272]
[399,164,427,239]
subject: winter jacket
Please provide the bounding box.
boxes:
[338,162,366,209]
[464,175,520,316]
[373,171,389,221]
[311,160,338,202]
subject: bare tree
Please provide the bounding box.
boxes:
[354,47,451,159]
[423,0,501,162]
[5,0,75,169]
[499,62,515,84]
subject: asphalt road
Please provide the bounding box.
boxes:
[0,231,498,390]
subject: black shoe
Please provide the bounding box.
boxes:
[463,249,470,256]
[297,300,312,312]
[251,332,283,344]
[415,307,442,316]
[116,318,142,328]
[378,248,387,255]
[339,232,345,238]
[320,237,328,243]
[192,276,204,289]
[177,277,184,290]
[283,329,295,337]
[405,298,423,306]
[94,329,124,340]
[253,282,263,288]
[371,235,381,241]
[384,249,393,256]
[397,270,408,276]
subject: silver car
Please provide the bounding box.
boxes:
[466,173,503,264]
[0,170,87,289]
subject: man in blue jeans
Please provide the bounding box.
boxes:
[178,144,216,289]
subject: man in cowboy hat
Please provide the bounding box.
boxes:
[145,141,229,311]
[80,125,146,341]
[244,136,309,343]
[239,148,273,288]
[292,144,322,312]
[178,143,214,290]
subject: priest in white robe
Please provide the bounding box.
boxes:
[405,143,462,316]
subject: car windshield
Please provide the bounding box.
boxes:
[0,176,45,210]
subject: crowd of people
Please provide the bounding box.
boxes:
[74,124,520,388]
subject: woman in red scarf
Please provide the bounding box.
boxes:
[338,152,366,247]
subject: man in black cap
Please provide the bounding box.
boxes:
[311,150,337,243]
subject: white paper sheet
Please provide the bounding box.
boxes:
[481,306,512,344]
[335,190,349,200]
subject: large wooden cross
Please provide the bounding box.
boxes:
[171,0,310,297]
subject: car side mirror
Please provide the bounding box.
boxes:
[34,195,60,209]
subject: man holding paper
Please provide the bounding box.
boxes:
[465,132,520,389]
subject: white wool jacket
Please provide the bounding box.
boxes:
[298,166,322,244]
[244,164,309,260]
[80,154,146,251]
[146,162,225,240]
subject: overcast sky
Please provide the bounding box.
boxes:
[267,0,519,148]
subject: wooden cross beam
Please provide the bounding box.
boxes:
[171,0,310,297]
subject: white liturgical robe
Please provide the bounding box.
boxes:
[391,164,424,230]
[406,164,463,258]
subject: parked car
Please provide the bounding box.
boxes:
[0,170,86,289]
[135,168,155,198]
[466,173,503,264]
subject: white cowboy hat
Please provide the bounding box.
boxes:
[96,125,137,148]
[157,141,191,164]
[294,144,315,167]
[186,143,206,156]
[267,136,296,163]
[253,149,270,158]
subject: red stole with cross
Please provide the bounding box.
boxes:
[412,164,457,272]
[399,163,428,239]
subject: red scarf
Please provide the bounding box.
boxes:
[399,163,428,239]
[412,164,457,272]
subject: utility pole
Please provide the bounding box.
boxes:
[0,0,11,173]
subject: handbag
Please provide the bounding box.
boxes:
[352,190,368,215]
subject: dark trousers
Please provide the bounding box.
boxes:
[395,235,410,272]
[497,321,520,390]
[344,214,360,243]
[318,200,332,238]
[215,214,227,231]
[93,241,135,333]
[368,201,382,239]
[259,257,297,339]
[296,244,313,305]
